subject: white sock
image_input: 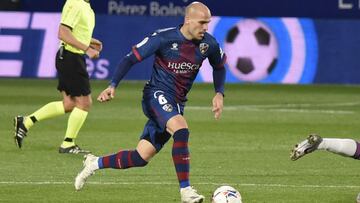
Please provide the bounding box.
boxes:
[317,138,357,157]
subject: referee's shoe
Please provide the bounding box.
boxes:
[14,116,28,148]
[59,145,91,154]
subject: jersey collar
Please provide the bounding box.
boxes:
[177,25,188,41]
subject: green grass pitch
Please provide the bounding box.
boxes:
[1,79,360,202]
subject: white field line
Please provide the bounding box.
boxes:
[186,102,359,114]
[0,181,359,189]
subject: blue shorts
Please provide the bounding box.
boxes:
[140,89,184,152]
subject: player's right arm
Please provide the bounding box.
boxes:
[97,32,161,103]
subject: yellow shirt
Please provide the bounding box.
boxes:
[60,0,95,54]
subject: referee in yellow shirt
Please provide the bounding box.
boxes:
[14,0,102,154]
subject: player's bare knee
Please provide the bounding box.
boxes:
[136,139,157,162]
[166,115,188,135]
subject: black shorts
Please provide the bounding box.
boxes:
[55,47,91,96]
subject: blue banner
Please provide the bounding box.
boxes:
[18,0,360,19]
[0,12,360,84]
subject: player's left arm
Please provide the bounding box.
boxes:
[90,38,103,52]
[208,43,226,120]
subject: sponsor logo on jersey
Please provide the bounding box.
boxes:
[199,43,209,55]
[167,62,200,74]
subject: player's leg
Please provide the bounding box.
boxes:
[94,118,172,170]
[167,115,189,187]
[13,92,69,148]
[74,89,176,190]
[74,138,157,191]
[57,48,92,154]
[59,94,91,154]
[145,90,204,202]
[291,134,360,160]
[166,115,204,203]
[318,138,359,157]
[74,120,165,190]
[74,139,154,191]
[98,139,153,169]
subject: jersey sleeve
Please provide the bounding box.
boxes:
[208,42,227,70]
[131,32,161,62]
[60,1,82,29]
[109,52,138,88]
[109,31,161,87]
[208,41,226,95]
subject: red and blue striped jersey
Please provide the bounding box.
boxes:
[111,25,226,103]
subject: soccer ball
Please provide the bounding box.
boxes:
[224,18,278,82]
[212,185,242,203]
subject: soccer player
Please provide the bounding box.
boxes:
[13,0,102,154]
[290,134,360,161]
[74,2,226,203]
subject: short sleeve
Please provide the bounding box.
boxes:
[61,0,82,29]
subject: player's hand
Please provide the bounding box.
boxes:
[97,86,115,102]
[212,92,224,120]
[90,38,103,52]
[86,47,100,59]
